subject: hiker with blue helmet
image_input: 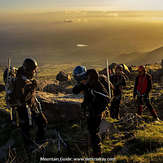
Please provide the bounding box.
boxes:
[72,66,110,157]
[73,66,87,82]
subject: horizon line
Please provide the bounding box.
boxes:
[1,9,163,15]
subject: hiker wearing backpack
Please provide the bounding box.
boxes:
[13,58,48,150]
[110,64,126,120]
[72,66,110,157]
[133,65,159,120]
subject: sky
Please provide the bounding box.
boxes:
[0,0,163,12]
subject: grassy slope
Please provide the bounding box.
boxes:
[0,68,6,109]
[0,66,163,162]
[102,117,163,163]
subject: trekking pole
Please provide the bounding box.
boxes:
[35,97,48,126]
[6,58,13,121]
[35,97,42,113]
[57,131,67,148]
[54,129,68,154]
[26,104,32,126]
[106,59,112,99]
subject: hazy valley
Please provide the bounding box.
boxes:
[0,11,163,67]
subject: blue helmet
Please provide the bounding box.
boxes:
[73,66,87,81]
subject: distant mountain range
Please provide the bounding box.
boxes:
[143,46,163,64]
[119,46,163,65]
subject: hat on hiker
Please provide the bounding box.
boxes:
[138,65,145,72]
[23,58,38,72]
[73,66,87,82]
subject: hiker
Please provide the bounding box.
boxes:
[14,58,48,150]
[133,65,159,120]
[72,66,110,157]
[110,64,126,120]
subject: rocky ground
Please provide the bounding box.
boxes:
[0,63,163,162]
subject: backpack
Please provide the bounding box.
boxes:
[3,67,18,107]
[99,75,110,95]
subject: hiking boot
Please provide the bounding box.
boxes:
[153,117,161,121]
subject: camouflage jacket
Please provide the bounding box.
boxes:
[14,67,37,111]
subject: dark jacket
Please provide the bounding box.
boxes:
[14,67,37,111]
[99,75,110,94]
[110,73,126,96]
[134,73,152,97]
[73,79,109,115]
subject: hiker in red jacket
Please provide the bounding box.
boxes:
[133,65,159,120]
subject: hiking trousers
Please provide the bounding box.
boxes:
[87,114,102,157]
[137,95,158,118]
[110,95,121,120]
[17,106,46,146]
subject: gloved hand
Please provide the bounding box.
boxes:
[25,79,37,94]
[31,79,37,89]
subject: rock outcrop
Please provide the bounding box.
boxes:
[37,91,83,123]
[37,79,74,94]
[56,71,70,82]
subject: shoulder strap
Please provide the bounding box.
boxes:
[99,76,109,94]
